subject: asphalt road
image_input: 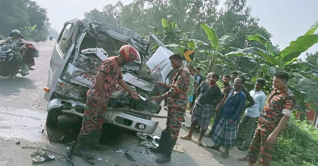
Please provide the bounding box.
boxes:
[0,41,247,166]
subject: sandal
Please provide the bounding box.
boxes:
[197,140,203,146]
[180,135,192,140]
[237,156,248,161]
[221,152,229,159]
[206,145,220,151]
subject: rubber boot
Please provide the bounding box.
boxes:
[156,138,177,164]
[89,131,107,151]
[75,135,94,159]
[150,130,169,154]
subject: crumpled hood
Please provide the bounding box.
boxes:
[65,46,173,93]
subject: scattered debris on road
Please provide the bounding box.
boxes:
[116,149,136,162]
[22,146,65,156]
[173,145,184,153]
[136,133,159,149]
[30,149,55,163]
[56,134,65,142]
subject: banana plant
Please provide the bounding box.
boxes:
[200,23,235,72]
[149,18,186,45]
[226,21,318,70]
[226,21,318,117]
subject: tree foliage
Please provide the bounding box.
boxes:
[84,0,271,46]
[0,0,49,41]
[84,0,318,117]
[273,117,318,166]
[226,21,318,116]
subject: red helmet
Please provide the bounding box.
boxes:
[119,45,141,63]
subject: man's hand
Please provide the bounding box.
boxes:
[157,81,170,88]
[215,105,220,113]
[229,120,235,125]
[130,92,140,99]
[215,108,219,113]
[157,81,165,86]
[267,132,278,144]
[97,97,106,109]
[150,96,162,101]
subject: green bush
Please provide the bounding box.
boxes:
[272,118,318,166]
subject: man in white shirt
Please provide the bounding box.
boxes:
[237,78,266,151]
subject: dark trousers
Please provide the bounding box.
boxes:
[237,115,257,148]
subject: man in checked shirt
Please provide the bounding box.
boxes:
[247,72,295,166]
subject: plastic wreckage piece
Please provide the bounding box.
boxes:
[173,145,184,153]
[136,133,159,148]
[30,149,55,163]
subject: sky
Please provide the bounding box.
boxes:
[34,0,318,59]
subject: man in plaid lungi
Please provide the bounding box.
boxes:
[181,73,221,146]
[207,77,246,158]
[150,54,190,164]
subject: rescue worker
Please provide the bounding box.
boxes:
[247,72,295,166]
[150,54,190,164]
[75,45,140,159]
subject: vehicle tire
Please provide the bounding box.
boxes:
[46,109,61,126]
[75,116,83,126]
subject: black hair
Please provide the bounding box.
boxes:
[208,72,219,80]
[237,76,245,84]
[188,66,194,71]
[256,78,266,86]
[195,67,201,71]
[231,71,239,75]
[223,75,230,79]
[169,54,183,61]
[274,72,289,82]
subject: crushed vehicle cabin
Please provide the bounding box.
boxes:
[44,19,176,135]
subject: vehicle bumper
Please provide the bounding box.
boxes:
[47,98,158,134]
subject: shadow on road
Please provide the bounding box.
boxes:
[0,77,36,96]
[45,115,127,146]
[179,124,248,166]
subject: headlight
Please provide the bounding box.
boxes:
[135,123,146,130]
[55,79,86,100]
[63,86,82,99]
[139,124,145,130]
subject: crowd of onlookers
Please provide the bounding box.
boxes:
[181,67,294,166]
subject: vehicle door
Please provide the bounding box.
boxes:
[44,20,81,101]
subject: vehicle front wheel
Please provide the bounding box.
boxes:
[46,109,61,126]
